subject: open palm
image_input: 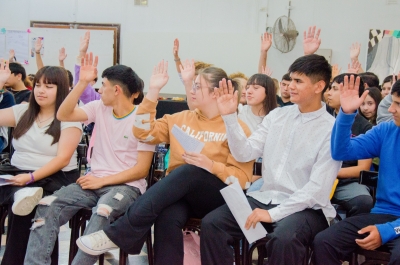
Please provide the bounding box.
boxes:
[215,79,238,116]
[340,75,369,114]
[79,53,98,83]
[0,59,11,84]
[179,59,195,83]
[59,47,67,61]
[303,26,321,55]
[261,33,272,52]
[35,38,43,53]
[149,60,169,91]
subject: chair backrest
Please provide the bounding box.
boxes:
[359,170,378,204]
[76,143,88,171]
[253,162,262,175]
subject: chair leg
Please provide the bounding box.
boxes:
[98,254,104,265]
[233,239,241,265]
[119,248,128,265]
[241,239,249,265]
[350,252,359,265]
[257,245,265,265]
[68,213,81,265]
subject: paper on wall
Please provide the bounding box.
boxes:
[5,30,29,64]
[171,124,205,153]
[220,181,267,244]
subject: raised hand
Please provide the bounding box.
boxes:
[59,47,67,61]
[79,52,98,83]
[339,75,369,114]
[260,32,272,52]
[79,31,90,56]
[214,78,238,116]
[173,38,180,59]
[35,37,43,54]
[347,60,361,74]
[303,26,321,55]
[0,59,11,85]
[350,42,361,62]
[8,49,15,61]
[149,60,169,92]
[261,65,273,76]
[331,64,341,79]
[179,59,195,83]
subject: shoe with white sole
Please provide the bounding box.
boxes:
[12,187,43,216]
[76,230,118,256]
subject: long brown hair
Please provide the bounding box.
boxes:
[13,66,70,145]
[246,74,278,116]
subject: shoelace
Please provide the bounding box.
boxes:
[91,232,110,248]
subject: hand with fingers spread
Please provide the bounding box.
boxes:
[350,42,361,62]
[0,59,11,85]
[214,78,238,116]
[79,31,90,57]
[339,75,369,114]
[79,52,99,83]
[149,60,169,92]
[355,225,382,250]
[179,59,195,83]
[182,152,213,172]
[303,26,321,55]
[245,208,272,230]
[59,47,67,61]
[8,49,15,62]
[261,65,273,76]
[261,32,273,53]
[331,64,341,79]
[347,60,361,74]
[35,37,43,54]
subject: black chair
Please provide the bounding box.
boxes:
[350,170,390,265]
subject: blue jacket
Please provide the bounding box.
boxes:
[332,108,400,244]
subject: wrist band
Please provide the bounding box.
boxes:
[26,172,35,185]
[174,58,181,62]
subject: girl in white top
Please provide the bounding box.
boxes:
[0,59,82,265]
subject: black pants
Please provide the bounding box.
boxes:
[312,213,400,265]
[0,165,79,265]
[201,197,329,265]
[104,164,227,265]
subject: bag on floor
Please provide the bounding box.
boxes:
[183,230,201,265]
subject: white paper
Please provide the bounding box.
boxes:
[220,181,267,244]
[171,124,205,153]
[0,33,6,60]
[0,175,13,186]
[5,30,29,64]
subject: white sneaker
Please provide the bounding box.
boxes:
[76,230,118,256]
[12,187,43,216]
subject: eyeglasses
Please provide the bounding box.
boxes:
[192,81,213,93]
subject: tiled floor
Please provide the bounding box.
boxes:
[0,221,150,265]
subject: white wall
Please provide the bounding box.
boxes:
[1,0,400,94]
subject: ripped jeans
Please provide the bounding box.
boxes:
[24,183,140,265]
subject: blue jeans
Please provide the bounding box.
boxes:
[24,183,140,265]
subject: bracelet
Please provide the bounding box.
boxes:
[26,172,35,185]
[174,58,181,62]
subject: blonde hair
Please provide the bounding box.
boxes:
[229,72,248,80]
[272,78,280,96]
[194,61,213,75]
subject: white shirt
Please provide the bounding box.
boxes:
[222,103,341,222]
[11,104,82,171]
[238,105,264,132]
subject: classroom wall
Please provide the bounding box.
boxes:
[1,0,399,94]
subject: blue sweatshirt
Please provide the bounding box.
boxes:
[331,109,400,244]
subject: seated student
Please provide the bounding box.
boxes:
[229,72,248,108]
[0,60,82,265]
[326,73,373,216]
[201,53,342,264]
[276,73,293,106]
[24,54,155,265]
[377,73,399,124]
[312,77,400,265]
[382,75,394,98]
[0,88,15,152]
[359,72,380,89]
[360,87,382,125]
[5,62,31,104]
[76,60,254,265]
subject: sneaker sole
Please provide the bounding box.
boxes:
[76,238,117,256]
[12,188,43,216]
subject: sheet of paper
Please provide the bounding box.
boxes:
[6,30,29,64]
[220,181,267,244]
[171,124,205,153]
[0,175,13,186]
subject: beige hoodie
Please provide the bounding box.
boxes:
[133,97,254,189]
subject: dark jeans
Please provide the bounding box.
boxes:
[201,197,329,265]
[0,165,79,265]
[313,213,400,265]
[104,164,227,265]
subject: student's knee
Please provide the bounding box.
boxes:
[347,195,374,217]
[96,204,113,219]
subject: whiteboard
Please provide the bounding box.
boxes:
[4,28,114,88]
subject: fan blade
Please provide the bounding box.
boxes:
[278,18,283,33]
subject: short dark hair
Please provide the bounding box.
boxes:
[9,62,26,81]
[359,72,380,88]
[247,74,278,116]
[101,65,143,98]
[391,80,400,97]
[281,73,291,82]
[66,70,73,87]
[332,73,365,97]
[288,54,331,90]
